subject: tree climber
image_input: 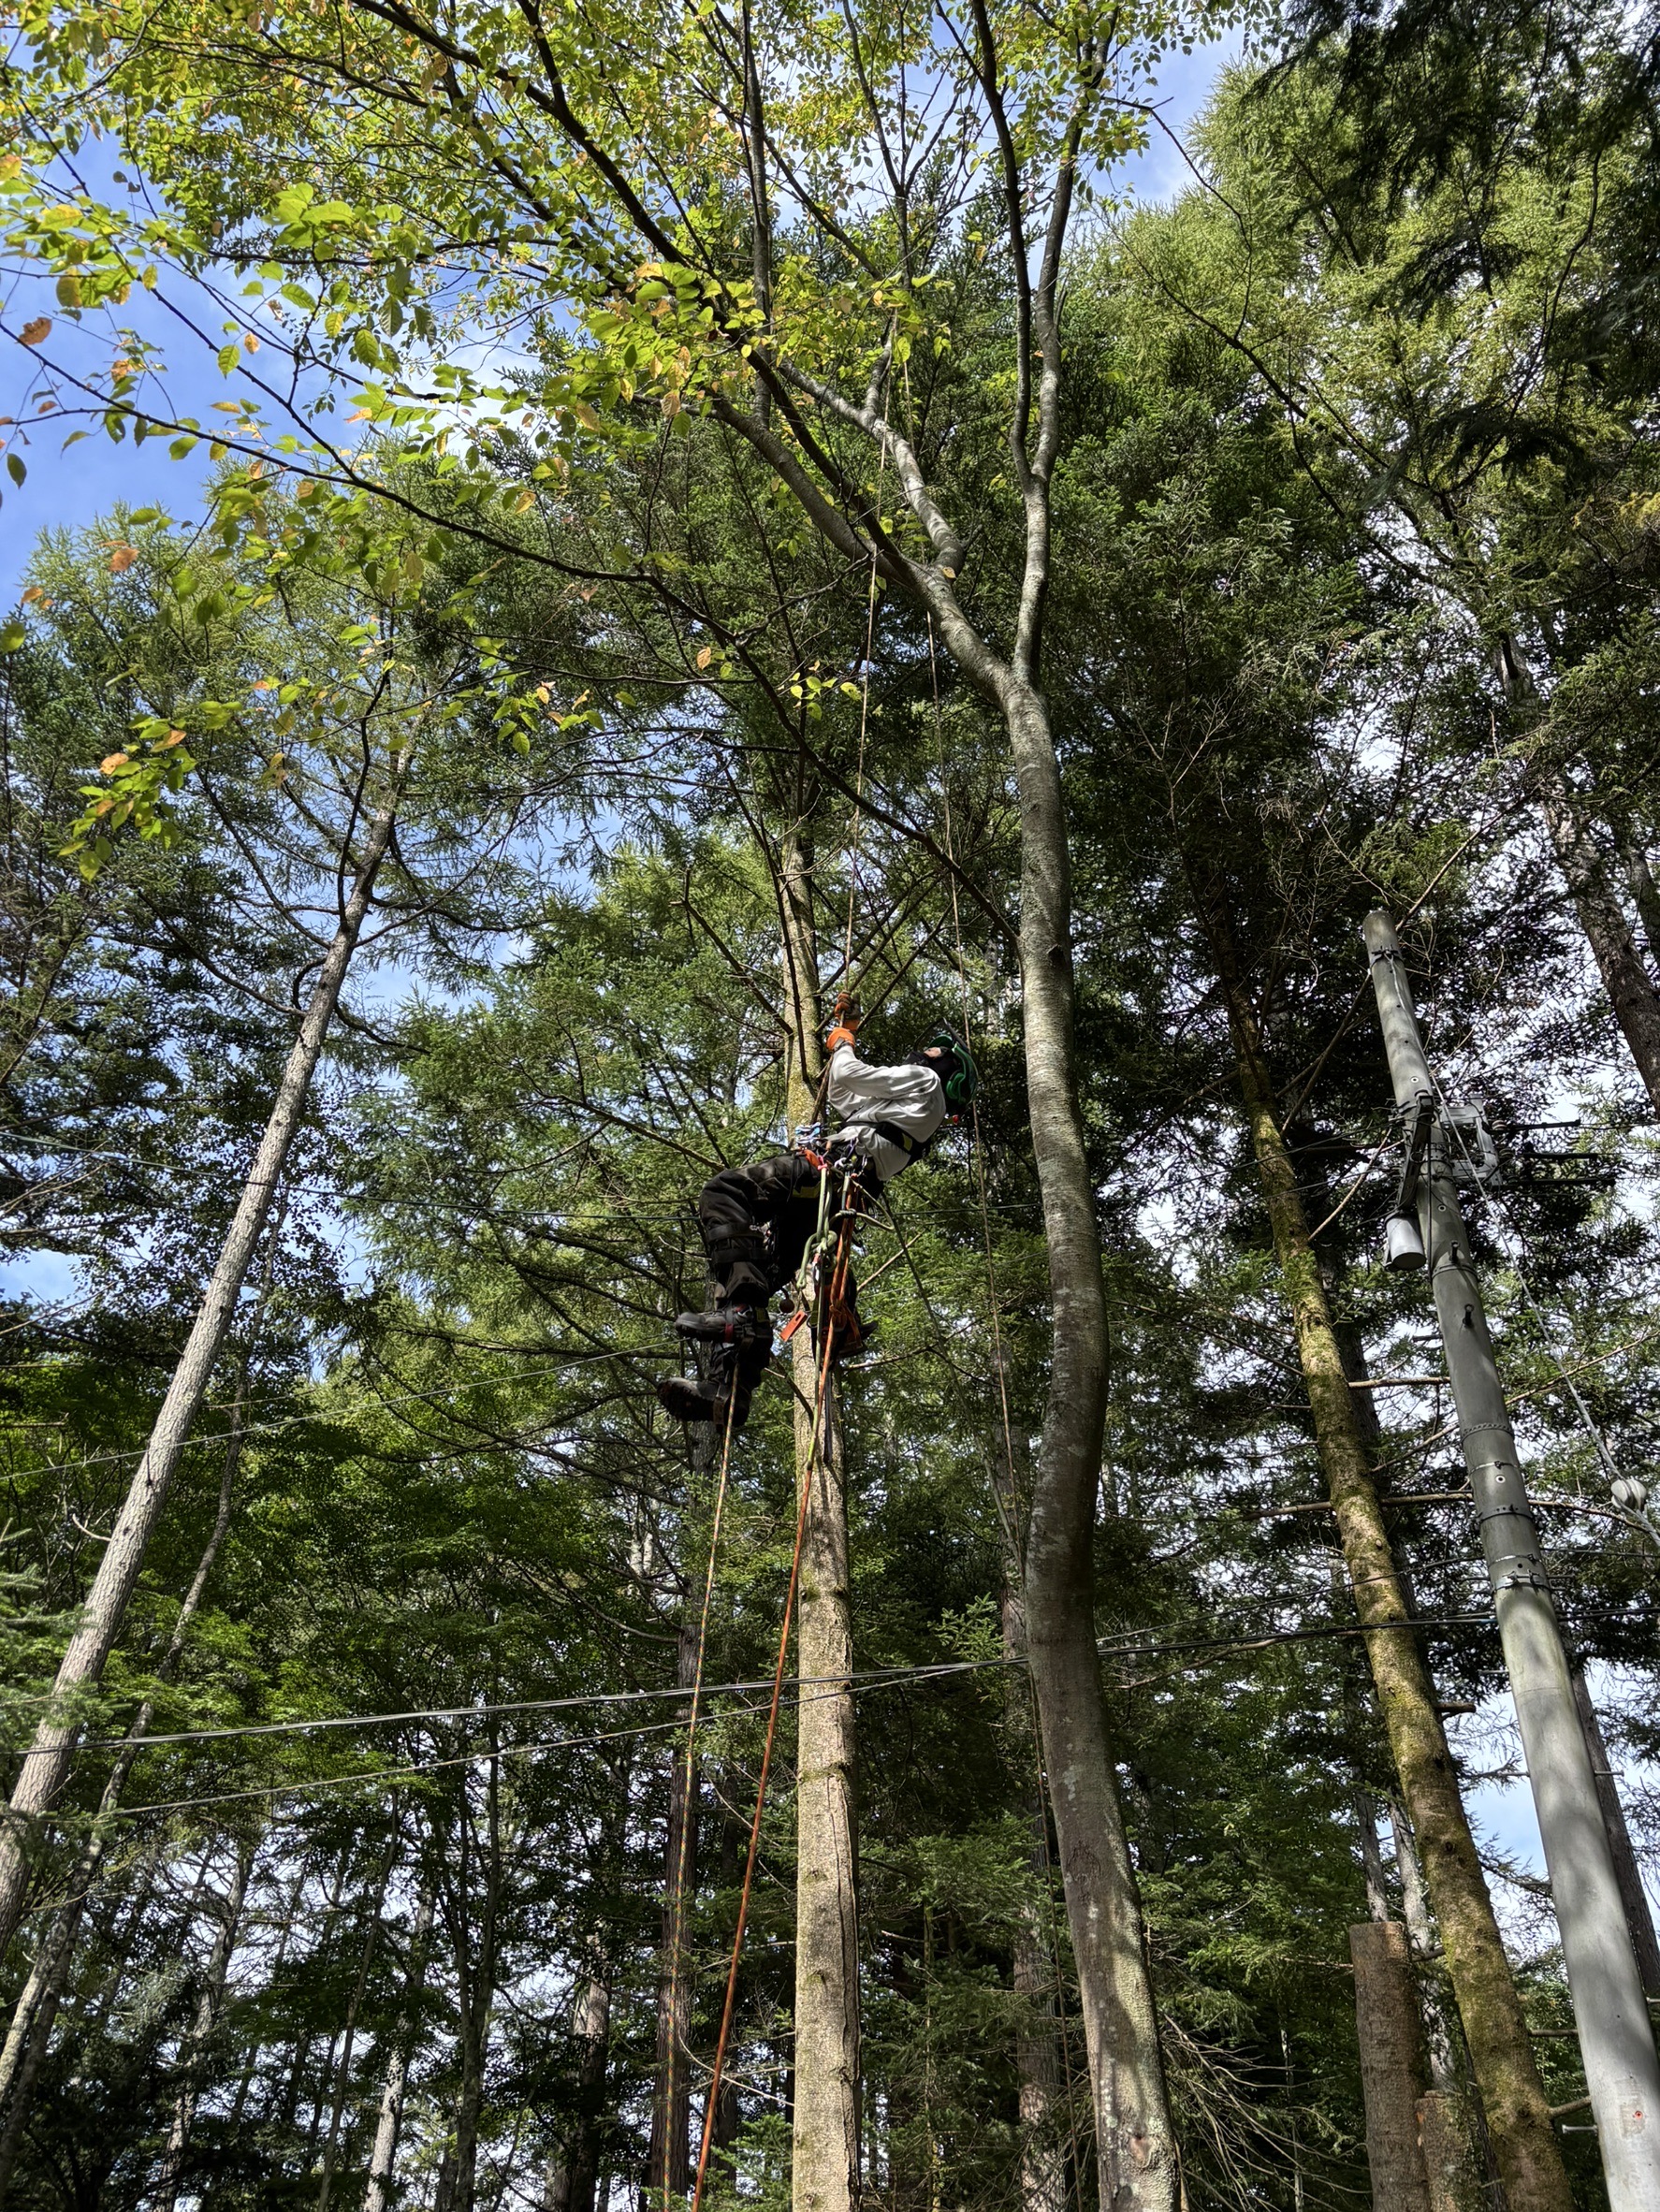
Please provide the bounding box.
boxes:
[656,1000,979,1432]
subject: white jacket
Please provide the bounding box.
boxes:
[825,1041,945,1183]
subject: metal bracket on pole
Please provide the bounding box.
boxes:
[1384,1092,1434,1270]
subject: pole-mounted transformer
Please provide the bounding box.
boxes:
[1362,910,1660,2212]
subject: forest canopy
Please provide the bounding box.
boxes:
[1,0,1659,2208]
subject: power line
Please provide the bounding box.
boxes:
[78,1614,1506,1760]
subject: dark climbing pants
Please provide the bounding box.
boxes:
[693,1152,869,1407]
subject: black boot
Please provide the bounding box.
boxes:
[656,1375,751,1431]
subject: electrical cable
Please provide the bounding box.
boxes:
[82,1656,1006,1753]
[50,1613,1518,1837]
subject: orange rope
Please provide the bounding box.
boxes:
[689,1215,852,2211]
[661,1383,740,2211]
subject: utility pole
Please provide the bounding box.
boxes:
[1363,910,1660,2210]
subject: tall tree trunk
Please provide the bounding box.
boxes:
[316,1836,398,2212]
[0,1383,246,2203]
[723,128,1179,2193]
[1354,1792,1391,1925]
[1388,1809,1488,2212]
[1570,1662,1660,1999]
[646,1629,699,2206]
[1349,1920,1433,2212]
[549,1937,612,2212]
[792,1334,860,2212]
[1387,1805,1460,2097]
[1538,771,1660,1114]
[0,756,410,1957]
[779,828,862,2212]
[153,1833,257,2210]
[1201,886,1574,2212]
[233,1855,315,2129]
[1624,846,1660,973]
[1001,683,1174,2212]
[1003,1588,1066,2212]
[435,1732,502,2212]
[363,1872,436,2212]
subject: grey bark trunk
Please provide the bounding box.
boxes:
[1538,770,1660,1114]
[1349,1920,1433,2212]
[1356,1793,1391,1924]
[779,832,862,2212]
[435,1737,501,2212]
[153,1835,257,2209]
[1001,682,1174,2212]
[1388,1809,1488,2212]
[1387,1804,1460,2096]
[316,1839,397,2212]
[1621,844,1660,973]
[1569,1663,1660,1998]
[0,1375,249,2203]
[362,1873,436,2212]
[0,761,408,1957]
[792,1333,860,2212]
[1002,1589,1066,2212]
[646,1628,699,2205]
[549,1938,612,2212]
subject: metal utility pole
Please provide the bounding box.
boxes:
[1363,910,1660,2209]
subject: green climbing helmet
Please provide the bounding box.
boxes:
[925,1028,979,1114]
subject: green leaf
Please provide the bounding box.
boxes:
[4,454,22,488]
[0,621,26,652]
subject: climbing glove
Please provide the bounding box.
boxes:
[823,991,861,1055]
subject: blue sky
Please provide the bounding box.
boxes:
[0,27,1242,606]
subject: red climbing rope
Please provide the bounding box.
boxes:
[688,1211,853,2212]
[661,1383,741,2212]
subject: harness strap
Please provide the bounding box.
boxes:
[870,1119,931,1159]
[706,1233,764,1267]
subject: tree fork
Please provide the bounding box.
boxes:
[1201,889,1574,2212]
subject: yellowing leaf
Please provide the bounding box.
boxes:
[695,645,713,669]
[20,317,51,348]
[109,545,138,573]
[99,751,129,773]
